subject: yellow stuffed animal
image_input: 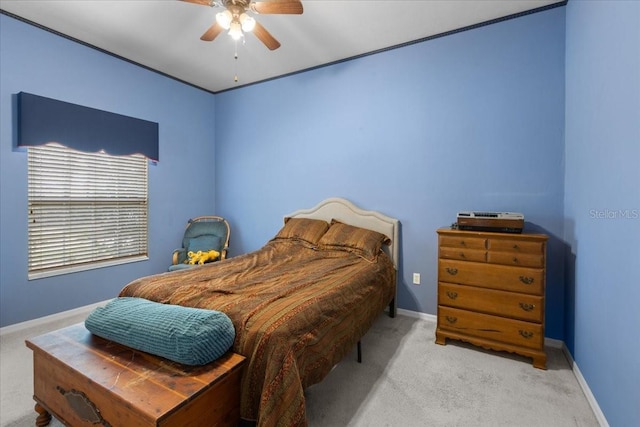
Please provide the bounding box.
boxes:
[187,249,220,265]
[187,250,201,265]
[198,249,220,264]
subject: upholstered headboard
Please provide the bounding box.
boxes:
[285,198,400,270]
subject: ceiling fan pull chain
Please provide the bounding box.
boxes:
[234,40,239,83]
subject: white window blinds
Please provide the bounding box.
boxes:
[28,143,148,278]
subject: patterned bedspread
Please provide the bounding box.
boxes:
[119,239,396,427]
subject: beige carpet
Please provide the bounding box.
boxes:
[306,314,599,426]
[1,311,599,427]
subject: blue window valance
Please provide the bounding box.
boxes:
[17,92,159,161]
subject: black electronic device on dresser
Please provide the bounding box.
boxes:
[456,211,525,233]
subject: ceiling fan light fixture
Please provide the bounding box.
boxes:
[228,21,243,40]
[240,13,256,32]
[192,0,302,50]
[216,9,232,29]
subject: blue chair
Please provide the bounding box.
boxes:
[169,216,230,271]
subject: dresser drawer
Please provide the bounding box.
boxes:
[439,235,486,250]
[438,306,544,350]
[439,247,486,262]
[487,251,544,268]
[438,259,544,295]
[438,282,543,322]
[488,238,544,254]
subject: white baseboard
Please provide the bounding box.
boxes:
[0,299,109,336]
[397,307,437,323]
[560,343,610,427]
[544,336,564,349]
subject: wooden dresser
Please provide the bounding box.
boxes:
[26,323,245,427]
[435,228,548,369]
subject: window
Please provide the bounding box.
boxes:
[28,143,148,279]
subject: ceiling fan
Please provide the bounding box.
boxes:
[181,0,303,50]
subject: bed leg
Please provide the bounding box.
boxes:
[357,341,362,363]
[388,298,396,318]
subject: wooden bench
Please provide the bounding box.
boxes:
[26,323,245,427]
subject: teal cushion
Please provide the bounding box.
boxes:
[187,235,222,253]
[168,263,194,272]
[85,297,235,365]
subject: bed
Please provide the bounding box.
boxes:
[118,197,399,427]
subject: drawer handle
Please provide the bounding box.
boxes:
[459,252,466,258]
[519,302,535,312]
[512,257,519,264]
[519,330,534,339]
[445,316,458,324]
[446,267,458,276]
[519,276,534,285]
[513,244,520,250]
[446,291,458,300]
[460,240,466,246]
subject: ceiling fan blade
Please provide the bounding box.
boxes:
[180,0,214,6]
[252,21,281,50]
[201,22,224,41]
[251,0,303,14]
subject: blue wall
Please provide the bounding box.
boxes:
[564,1,640,426]
[214,7,567,339]
[0,14,217,326]
[3,2,638,424]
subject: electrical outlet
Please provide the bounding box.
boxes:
[412,273,421,285]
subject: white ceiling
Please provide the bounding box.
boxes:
[0,0,564,93]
